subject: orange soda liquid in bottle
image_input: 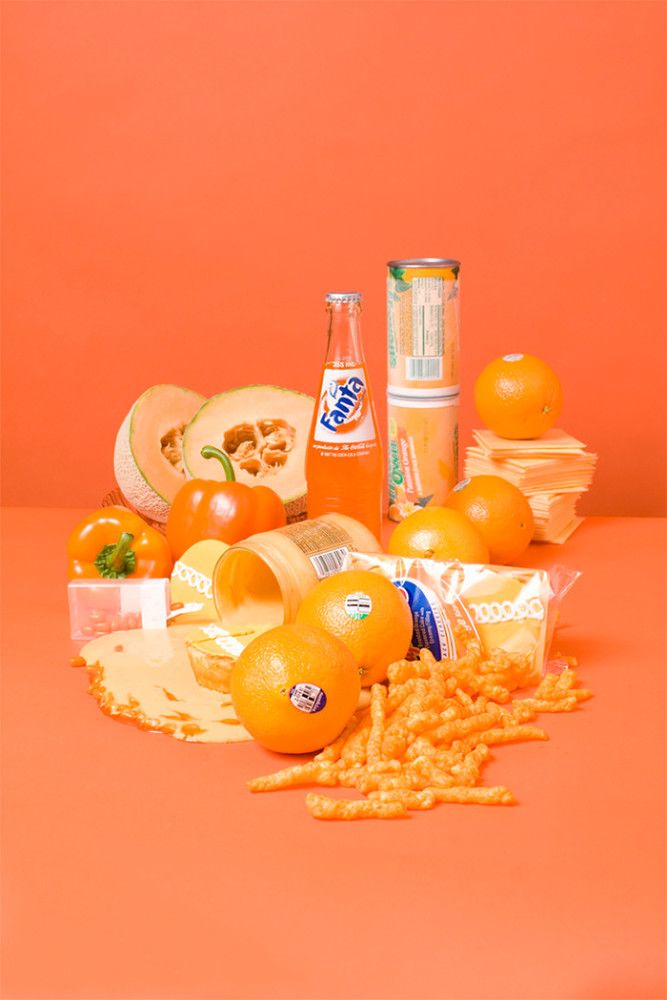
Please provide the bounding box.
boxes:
[306,292,383,541]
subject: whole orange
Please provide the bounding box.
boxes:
[295,569,413,686]
[445,475,534,564]
[474,354,563,439]
[229,624,360,753]
[388,506,490,564]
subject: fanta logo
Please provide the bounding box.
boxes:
[319,375,367,433]
[467,597,545,625]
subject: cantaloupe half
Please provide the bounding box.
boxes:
[182,385,315,522]
[114,384,206,523]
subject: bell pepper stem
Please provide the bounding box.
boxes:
[108,532,135,573]
[94,532,137,578]
[201,445,236,482]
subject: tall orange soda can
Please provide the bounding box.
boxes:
[306,293,383,542]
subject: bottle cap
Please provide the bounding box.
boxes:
[325,292,362,303]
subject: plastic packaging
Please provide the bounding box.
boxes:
[68,578,170,640]
[213,513,382,629]
[543,564,582,668]
[344,552,580,683]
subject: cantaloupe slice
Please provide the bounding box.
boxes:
[182,385,315,522]
[114,384,206,524]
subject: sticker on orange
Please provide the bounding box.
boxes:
[344,592,372,620]
[289,683,327,713]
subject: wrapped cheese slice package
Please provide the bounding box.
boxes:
[344,552,580,685]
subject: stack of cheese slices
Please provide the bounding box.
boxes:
[464,429,597,543]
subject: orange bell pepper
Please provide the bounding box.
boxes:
[67,506,173,579]
[166,446,287,560]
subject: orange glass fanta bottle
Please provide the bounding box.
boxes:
[306,292,383,541]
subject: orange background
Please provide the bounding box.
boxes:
[1,0,665,515]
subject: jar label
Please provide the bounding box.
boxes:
[289,683,327,714]
[280,520,355,579]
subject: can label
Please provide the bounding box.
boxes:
[388,263,459,392]
[387,395,459,521]
[408,278,444,380]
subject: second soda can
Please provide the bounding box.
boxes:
[387,258,460,394]
[387,391,459,522]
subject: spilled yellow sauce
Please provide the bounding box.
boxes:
[77,625,253,743]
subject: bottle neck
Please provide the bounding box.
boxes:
[323,301,364,368]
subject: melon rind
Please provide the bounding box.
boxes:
[182,385,315,523]
[114,384,206,524]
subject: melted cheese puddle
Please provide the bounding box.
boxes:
[79,625,252,743]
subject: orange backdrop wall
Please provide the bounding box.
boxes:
[2,0,665,516]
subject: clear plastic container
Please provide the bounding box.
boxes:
[68,578,170,640]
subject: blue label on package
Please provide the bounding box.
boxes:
[392,578,454,660]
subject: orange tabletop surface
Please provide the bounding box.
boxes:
[1,509,665,1000]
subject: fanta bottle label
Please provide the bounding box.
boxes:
[313,366,376,446]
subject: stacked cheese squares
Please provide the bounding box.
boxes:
[464,429,597,543]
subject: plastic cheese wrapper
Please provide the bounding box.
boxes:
[344,552,580,684]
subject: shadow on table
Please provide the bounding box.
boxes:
[550,627,635,664]
[575,967,666,1000]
